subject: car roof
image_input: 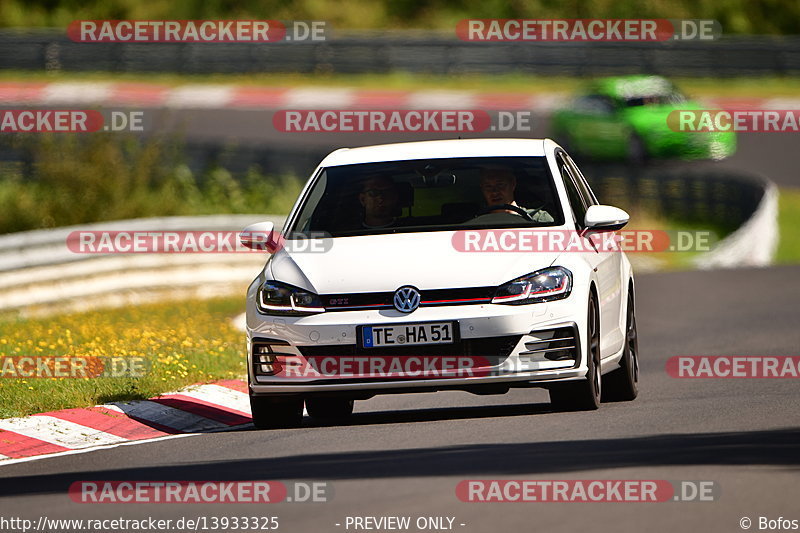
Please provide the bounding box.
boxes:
[319,138,551,167]
[591,75,675,98]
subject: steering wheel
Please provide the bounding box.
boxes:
[477,204,534,222]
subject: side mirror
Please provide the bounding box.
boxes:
[239,221,281,252]
[584,205,629,231]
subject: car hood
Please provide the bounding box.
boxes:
[267,231,563,294]
[623,100,703,128]
[623,100,734,142]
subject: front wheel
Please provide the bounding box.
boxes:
[549,293,602,411]
[602,292,639,402]
[249,395,304,429]
[628,133,647,164]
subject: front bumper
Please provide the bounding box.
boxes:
[246,296,588,396]
[650,131,736,160]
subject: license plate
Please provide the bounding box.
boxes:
[360,322,457,348]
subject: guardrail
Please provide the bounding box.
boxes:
[585,166,770,232]
[0,215,283,315]
[0,164,777,315]
[1,30,799,76]
[581,165,778,269]
[695,182,778,268]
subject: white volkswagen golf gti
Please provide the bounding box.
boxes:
[241,138,639,428]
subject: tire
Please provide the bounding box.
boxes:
[628,133,647,164]
[602,292,639,402]
[305,398,355,420]
[249,395,304,429]
[549,293,602,411]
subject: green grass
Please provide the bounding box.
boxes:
[0,133,303,233]
[776,188,800,263]
[2,70,800,98]
[0,297,246,418]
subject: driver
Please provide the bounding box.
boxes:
[359,175,401,228]
[479,168,554,223]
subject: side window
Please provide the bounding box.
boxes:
[557,154,587,226]
[565,155,598,205]
[574,94,615,115]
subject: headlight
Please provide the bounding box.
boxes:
[492,267,572,305]
[257,281,325,315]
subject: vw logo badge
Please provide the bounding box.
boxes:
[393,286,420,313]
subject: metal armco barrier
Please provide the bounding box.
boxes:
[1,30,799,76]
[0,161,776,316]
[583,165,770,231]
[0,215,283,314]
[581,165,778,268]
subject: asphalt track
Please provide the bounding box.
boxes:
[145,108,799,186]
[1,269,799,530]
[1,107,799,533]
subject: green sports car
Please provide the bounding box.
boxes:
[551,75,736,162]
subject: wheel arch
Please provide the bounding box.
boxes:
[628,277,635,309]
[588,279,600,363]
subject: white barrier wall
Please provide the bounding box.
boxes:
[0,215,283,315]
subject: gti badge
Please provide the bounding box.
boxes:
[393,286,421,313]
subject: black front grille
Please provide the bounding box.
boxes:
[520,325,579,364]
[322,287,495,311]
[298,335,520,365]
[252,338,294,376]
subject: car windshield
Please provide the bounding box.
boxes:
[288,156,565,237]
[610,77,687,107]
[623,92,686,107]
